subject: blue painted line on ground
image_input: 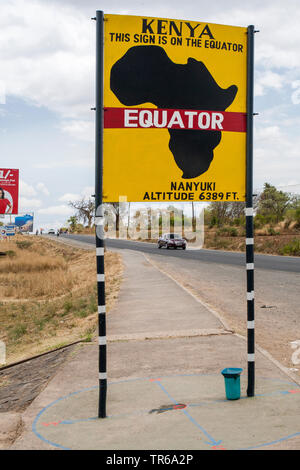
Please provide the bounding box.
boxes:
[48,387,297,427]
[32,373,300,450]
[32,386,100,450]
[60,417,98,425]
[155,380,221,447]
[240,432,300,450]
[189,389,295,408]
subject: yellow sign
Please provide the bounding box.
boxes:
[103,14,247,202]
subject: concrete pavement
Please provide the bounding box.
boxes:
[9,249,300,450]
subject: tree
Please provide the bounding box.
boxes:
[257,183,290,222]
[191,202,196,232]
[111,203,121,236]
[206,201,231,226]
[132,208,148,236]
[285,194,300,225]
[227,201,246,219]
[127,202,131,238]
[206,200,246,226]
[288,194,300,211]
[104,203,121,237]
[67,216,78,232]
[103,202,128,238]
[69,198,95,228]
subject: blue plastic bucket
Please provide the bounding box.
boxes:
[221,368,243,400]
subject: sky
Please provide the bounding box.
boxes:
[0,0,300,231]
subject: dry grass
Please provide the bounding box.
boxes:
[0,236,123,364]
[203,228,300,256]
[0,251,66,273]
[0,238,75,300]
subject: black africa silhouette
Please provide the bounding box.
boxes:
[110,45,238,179]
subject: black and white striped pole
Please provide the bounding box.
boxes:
[94,10,107,418]
[246,25,255,397]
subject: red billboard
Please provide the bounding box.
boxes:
[0,168,19,214]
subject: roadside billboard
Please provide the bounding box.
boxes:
[4,225,15,237]
[103,15,247,202]
[0,168,19,214]
[14,213,34,233]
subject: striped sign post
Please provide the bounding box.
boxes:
[93,12,257,415]
[246,25,255,397]
[94,10,107,418]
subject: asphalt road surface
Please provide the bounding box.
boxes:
[60,234,300,273]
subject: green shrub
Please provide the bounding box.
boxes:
[34,318,48,331]
[63,300,73,313]
[281,239,300,256]
[267,227,280,236]
[10,324,27,340]
[82,333,93,342]
[4,250,16,257]
[88,295,97,313]
[75,224,84,233]
[255,213,278,225]
[209,216,219,227]
[216,227,238,237]
[254,213,269,228]
[75,310,88,318]
[81,327,95,342]
[216,227,228,236]
[77,298,88,309]
[229,227,238,237]
[233,217,244,226]
[16,241,32,250]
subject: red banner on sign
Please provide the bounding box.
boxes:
[0,168,19,214]
[104,107,247,133]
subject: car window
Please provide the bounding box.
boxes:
[168,233,180,239]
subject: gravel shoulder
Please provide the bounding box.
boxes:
[146,252,300,380]
[0,344,79,448]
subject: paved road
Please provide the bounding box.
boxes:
[60,234,300,273]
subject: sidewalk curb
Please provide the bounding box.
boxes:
[143,252,300,388]
[235,333,300,388]
[107,328,232,343]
